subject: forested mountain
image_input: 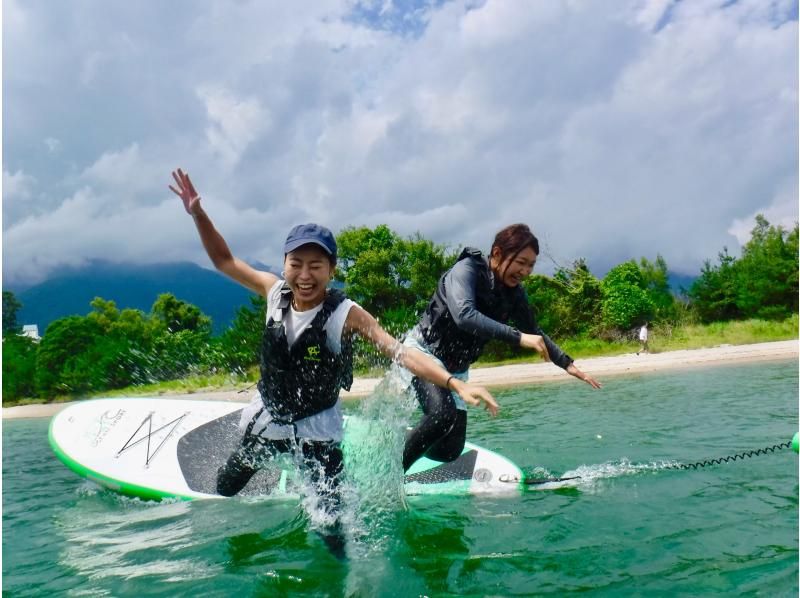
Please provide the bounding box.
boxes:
[10,261,272,335]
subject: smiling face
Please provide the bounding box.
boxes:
[490,245,537,288]
[283,244,334,310]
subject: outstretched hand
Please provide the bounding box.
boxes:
[169,168,201,215]
[452,381,499,416]
[566,364,602,389]
[581,374,602,389]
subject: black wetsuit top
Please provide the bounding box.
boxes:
[257,285,353,424]
[416,247,573,373]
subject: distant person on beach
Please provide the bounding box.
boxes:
[637,322,649,355]
[169,168,497,557]
[399,223,602,472]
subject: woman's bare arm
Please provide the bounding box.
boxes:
[344,305,499,415]
[170,169,277,297]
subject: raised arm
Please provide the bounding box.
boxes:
[344,305,499,415]
[169,169,277,297]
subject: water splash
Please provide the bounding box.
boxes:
[339,371,418,567]
[553,458,684,491]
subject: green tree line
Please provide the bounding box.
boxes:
[3,216,797,403]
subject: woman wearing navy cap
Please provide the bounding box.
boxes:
[169,169,497,557]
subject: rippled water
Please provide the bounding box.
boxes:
[3,360,798,596]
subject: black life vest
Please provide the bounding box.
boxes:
[257,284,353,424]
[418,247,517,372]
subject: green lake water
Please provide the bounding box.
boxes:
[3,360,798,596]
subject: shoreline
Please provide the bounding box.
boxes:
[4,340,797,420]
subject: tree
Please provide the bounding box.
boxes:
[86,296,120,330]
[35,316,104,396]
[150,293,212,335]
[3,291,22,335]
[522,274,567,335]
[638,255,676,319]
[79,298,157,387]
[734,216,798,319]
[335,225,454,334]
[334,224,455,369]
[144,294,214,381]
[556,259,603,335]
[59,334,138,393]
[688,215,798,323]
[336,225,400,314]
[398,234,455,314]
[2,335,38,400]
[688,249,740,323]
[520,258,603,339]
[600,261,655,331]
[218,294,266,373]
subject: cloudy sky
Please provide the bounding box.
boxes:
[3,0,797,288]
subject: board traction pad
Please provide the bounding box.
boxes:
[177,410,284,496]
[404,450,478,484]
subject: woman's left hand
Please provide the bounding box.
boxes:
[567,364,602,389]
[450,380,499,416]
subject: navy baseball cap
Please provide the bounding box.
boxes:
[283,223,337,258]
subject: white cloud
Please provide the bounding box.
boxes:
[3,0,797,287]
[358,203,470,240]
[4,0,28,34]
[82,144,144,186]
[3,170,36,202]
[43,137,61,153]
[198,87,270,168]
[460,0,547,45]
[1,187,277,286]
[727,178,799,245]
[80,51,108,86]
[632,0,674,31]
[78,142,169,211]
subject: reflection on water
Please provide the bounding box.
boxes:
[56,491,212,583]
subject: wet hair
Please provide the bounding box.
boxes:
[490,223,539,277]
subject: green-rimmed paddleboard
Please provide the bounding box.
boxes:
[49,397,530,501]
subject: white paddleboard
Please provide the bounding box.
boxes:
[49,397,528,501]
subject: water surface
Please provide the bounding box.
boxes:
[4,360,798,596]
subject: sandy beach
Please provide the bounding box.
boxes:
[4,340,796,420]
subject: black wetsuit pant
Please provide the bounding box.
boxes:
[217,433,346,558]
[403,376,468,471]
[217,434,343,506]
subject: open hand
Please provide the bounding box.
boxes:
[581,374,602,389]
[566,364,602,389]
[169,168,201,215]
[452,381,499,416]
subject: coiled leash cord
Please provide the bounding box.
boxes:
[504,433,799,486]
[663,439,794,471]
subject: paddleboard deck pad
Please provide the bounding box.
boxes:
[49,397,529,501]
